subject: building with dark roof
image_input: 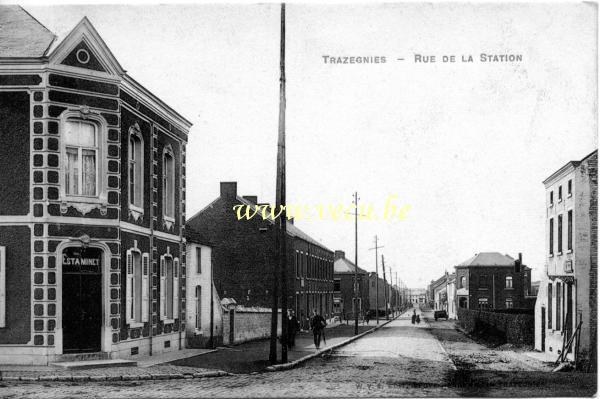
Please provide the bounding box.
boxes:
[333,250,369,321]
[455,252,531,310]
[186,182,335,328]
[0,6,191,364]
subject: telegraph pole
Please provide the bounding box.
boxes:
[352,192,359,335]
[369,236,384,324]
[271,2,287,364]
[382,255,389,320]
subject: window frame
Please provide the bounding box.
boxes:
[505,298,513,309]
[567,179,572,197]
[196,246,202,274]
[126,248,149,327]
[162,147,176,222]
[159,254,178,323]
[549,218,554,256]
[0,246,5,328]
[128,125,144,214]
[567,210,573,252]
[59,110,108,207]
[558,214,563,254]
[505,276,513,289]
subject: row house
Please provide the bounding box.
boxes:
[455,252,531,310]
[367,272,392,315]
[186,182,335,330]
[534,150,597,367]
[0,7,191,364]
[333,250,369,321]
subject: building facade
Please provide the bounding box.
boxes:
[186,182,335,329]
[534,150,597,366]
[408,289,426,304]
[0,7,191,364]
[446,273,457,319]
[455,252,531,310]
[333,250,369,321]
[368,272,390,315]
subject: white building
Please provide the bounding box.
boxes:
[185,232,222,348]
[534,150,597,367]
[446,273,457,319]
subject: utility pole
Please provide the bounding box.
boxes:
[352,192,359,335]
[382,255,389,320]
[271,2,287,364]
[369,236,384,324]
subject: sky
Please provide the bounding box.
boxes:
[22,2,597,288]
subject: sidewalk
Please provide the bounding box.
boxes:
[0,319,395,382]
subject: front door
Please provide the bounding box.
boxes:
[541,307,546,351]
[62,247,103,353]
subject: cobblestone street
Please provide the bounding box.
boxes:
[1,310,596,398]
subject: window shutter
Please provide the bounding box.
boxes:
[142,253,149,322]
[0,246,5,328]
[173,258,179,318]
[160,257,166,320]
[126,251,133,324]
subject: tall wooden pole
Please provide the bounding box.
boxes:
[382,255,389,320]
[353,192,359,335]
[369,236,383,324]
[277,2,288,364]
[270,2,287,364]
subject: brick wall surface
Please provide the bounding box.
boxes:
[457,308,534,345]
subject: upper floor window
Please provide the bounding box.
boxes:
[558,214,563,254]
[196,247,202,274]
[128,126,143,209]
[460,276,466,289]
[567,180,572,196]
[334,278,341,292]
[64,120,98,197]
[162,150,175,219]
[567,210,573,251]
[549,218,554,255]
[550,191,554,206]
[505,276,513,288]
[478,275,488,288]
[558,186,562,202]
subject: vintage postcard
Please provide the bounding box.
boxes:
[0,1,596,397]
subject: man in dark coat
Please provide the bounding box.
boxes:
[287,309,299,349]
[310,309,326,349]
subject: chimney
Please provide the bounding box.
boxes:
[334,250,345,260]
[243,195,257,204]
[220,182,237,200]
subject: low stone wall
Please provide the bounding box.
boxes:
[457,308,534,345]
[222,307,282,345]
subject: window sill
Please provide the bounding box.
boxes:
[557,251,563,256]
[558,199,562,203]
[549,254,554,258]
[129,322,144,329]
[549,203,554,208]
[567,193,572,198]
[162,319,175,324]
[129,204,144,214]
[567,249,573,254]
[194,329,203,336]
[505,287,514,290]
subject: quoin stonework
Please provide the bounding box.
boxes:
[0,6,191,364]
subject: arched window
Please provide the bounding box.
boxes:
[162,150,175,219]
[64,120,98,196]
[128,126,143,210]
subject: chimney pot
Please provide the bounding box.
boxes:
[220,182,237,200]
[334,250,345,260]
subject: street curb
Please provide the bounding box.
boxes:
[0,369,231,383]
[265,313,402,372]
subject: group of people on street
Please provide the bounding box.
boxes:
[285,309,327,350]
[411,309,421,324]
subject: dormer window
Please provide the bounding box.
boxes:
[162,150,175,220]
[64,120,97,197]
[128,125,144,211]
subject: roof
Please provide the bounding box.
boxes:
[456,252,516,267]
[543,149,598,186]
[185,226,213,247]
[236,196,332,252]
[334,257,368,274]
[0,5,56,58]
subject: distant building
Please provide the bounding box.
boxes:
[431,275,448,311]
[534,150,597,367]
[186,182,335,328]
[408,288,427,304]
[368,272,391,314]
[455,252,531,310]
[333,250,369,321]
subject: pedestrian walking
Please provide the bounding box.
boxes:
[416,314,421,324]
[310,309,327,350]
[286,309,299,349]
[411,309,416,324]
[365,311,371,325]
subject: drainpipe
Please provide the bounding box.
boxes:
[148,126,155,357]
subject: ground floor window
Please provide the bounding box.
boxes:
[160,254,179,320]
[505,298,513,309]
[478,298,488,308]
[0,246,5,327]
[126,249,149,324]
[195,285,201,329]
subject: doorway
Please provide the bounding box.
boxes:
[541,307,546,351]
[62,247,103,353]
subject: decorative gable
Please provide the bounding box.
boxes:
[60,40,106,72]
[48,17,125,78]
